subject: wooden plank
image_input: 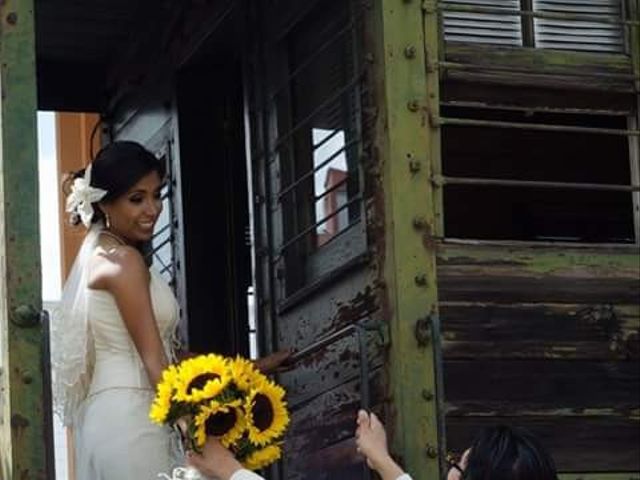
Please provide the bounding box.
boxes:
[444,360,639,415]
[446,417,640,472]
[437,243,640,304]
[441,303,640,360]
[442,80,636,114]
[445,44,634,76]
[443,43,635,92]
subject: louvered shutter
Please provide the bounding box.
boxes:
[442,0,523,46]
[532,0,624,53]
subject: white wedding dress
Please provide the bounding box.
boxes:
[73,267,182,479]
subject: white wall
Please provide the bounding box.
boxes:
[38,112,68,480]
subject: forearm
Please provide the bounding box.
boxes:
[373,455,406,480]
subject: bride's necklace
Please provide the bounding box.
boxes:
[100,229,128,246]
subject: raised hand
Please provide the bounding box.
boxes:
[254,349,295,374]
[355,410,406,480]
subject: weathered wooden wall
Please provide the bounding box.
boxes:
[438,243,640,471]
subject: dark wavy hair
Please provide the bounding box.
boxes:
[464,425,558,480]
[63,141,166,226]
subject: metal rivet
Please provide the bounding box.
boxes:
[404,45,417,59]
[22,373,33,385]
[11,305,39,328]
[6,12,17,25]
[412,216,427,229]
[10,414,29,429]
[426,445,438,459]
[431,175,444,187]
[407,100,420,112]
[415,274,427,286]
[414,317,431,347]
[409,160,421,173]
[422,389,434,401]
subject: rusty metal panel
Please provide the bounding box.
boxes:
[244,1,391,477]
[0,0,52,477]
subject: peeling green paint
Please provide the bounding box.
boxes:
[372,0,443,478]
[446,43,633,71]
[0,0,48,477]
[438,244,640,276]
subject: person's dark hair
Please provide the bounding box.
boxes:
[63,141,166,226]
[464,425,558,480]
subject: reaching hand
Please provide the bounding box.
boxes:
[355,410,406,480]
[254,349,294,374]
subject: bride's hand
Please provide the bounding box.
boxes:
[187,438,243,480]
[254,349,295,374]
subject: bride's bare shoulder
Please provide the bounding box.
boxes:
[88,244,147,290]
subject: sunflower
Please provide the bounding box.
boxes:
[245,379,289,446]
[229,356,264,392]
[149,365,179,424]
[242,443,282,471]
[194,399,246,448]
[174,354,231,404]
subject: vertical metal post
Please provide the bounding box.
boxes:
[629,0,640,244]
[356,324,372,480]
[424,1,444,237]
[520,0,536,47]
[0,0,49,477]
[371,0,443,478]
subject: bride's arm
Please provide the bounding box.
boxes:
[95,246,168,386]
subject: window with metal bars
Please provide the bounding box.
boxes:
[438,102,639,243]
[268,0,366,298]
[147,149,180,288]
[440,0,628,53]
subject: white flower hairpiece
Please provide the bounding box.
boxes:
[65,165,108,228]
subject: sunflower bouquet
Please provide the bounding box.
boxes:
[149,354,290,471]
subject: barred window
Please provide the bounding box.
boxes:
[438,101,639,243]
[148,147,181,288]
[269,0,366,298]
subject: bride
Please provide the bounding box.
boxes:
[51,141,288,479]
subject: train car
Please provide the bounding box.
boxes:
[0,0,638,478]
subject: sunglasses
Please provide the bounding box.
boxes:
[446,453,465,476]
